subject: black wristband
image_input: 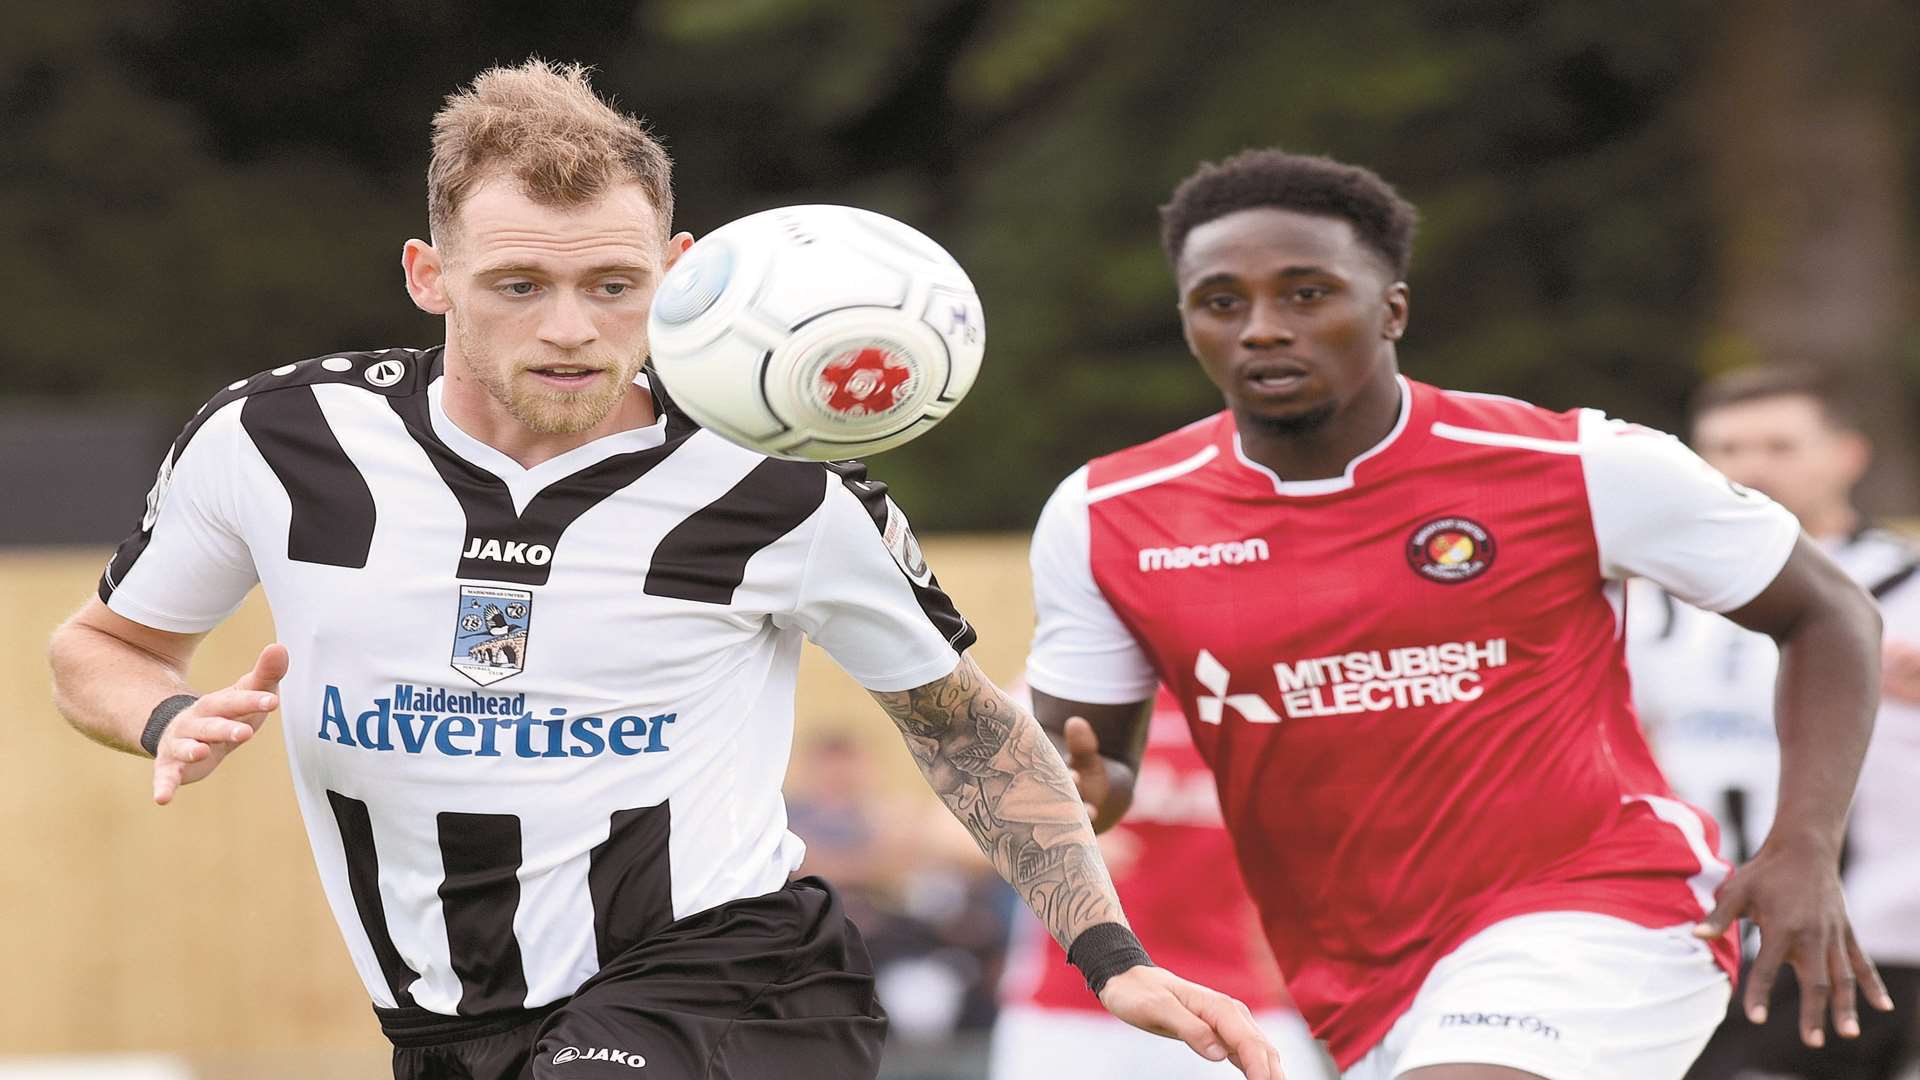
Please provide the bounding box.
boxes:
[1067,922,1153,997]
[140,694,199,757]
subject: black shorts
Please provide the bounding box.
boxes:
[380,876,888,1080]
[1684,961,1920,1080]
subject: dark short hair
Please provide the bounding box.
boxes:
[1691,363,1863,433]
[1159,149,1419,278]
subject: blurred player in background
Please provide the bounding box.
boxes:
[1026,148,1892,1080]
[991,685,1337,1080]
[45,61,1280,1080]
[1627,364,1920,1079]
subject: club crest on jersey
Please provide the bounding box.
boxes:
[880,496,934,587]
[1407,516,1496,584]
[451,585,532,686]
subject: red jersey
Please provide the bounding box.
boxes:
[999,688,1290,1015]
[1026,378,1797,1067]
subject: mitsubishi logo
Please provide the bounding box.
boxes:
[1194,649,1280,725]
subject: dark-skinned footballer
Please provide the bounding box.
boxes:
[1026,150,1890,1080]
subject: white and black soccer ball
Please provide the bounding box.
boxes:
[646,204,985,461]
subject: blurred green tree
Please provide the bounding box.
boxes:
[4,0,1913,526]
[1694,0,1918,515]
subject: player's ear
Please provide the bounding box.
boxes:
[1383,281,1410,342]
[662,231,696,272]
[402,239,453,316]
[1836,428,1872,487]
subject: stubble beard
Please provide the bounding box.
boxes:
[453,309,643,435]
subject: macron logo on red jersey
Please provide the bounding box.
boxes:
[1138,537,1270,573]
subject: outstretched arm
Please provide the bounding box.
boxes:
[1695,536,1894,1044]
[50,599,208,756]
[49,597,285,804]
[869,653,1124,949]
[868,655,1284,1079]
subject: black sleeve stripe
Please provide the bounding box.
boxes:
[326,791,420,1008]
[436,811,531,1015]
[100,347,434,599]
[100,501,161,603]
[1868,561,1918,600]
[644,457,827,604]
[241,385,378,568]
[588,803,675,967]
[823,460,977,652]
[99,387,248,602]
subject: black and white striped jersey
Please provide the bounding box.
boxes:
[101,346,975,1016]
[1626,525,1920,964]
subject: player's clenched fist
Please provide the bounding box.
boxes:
[1062,716,1111,817]
[151,643,289,805]
[1098,965,1287,1079]
[1061,714,1144,834]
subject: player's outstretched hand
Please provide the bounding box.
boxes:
[1695,842,1895,1048]
[1098,965,1286,1079]
[152,643,289,806]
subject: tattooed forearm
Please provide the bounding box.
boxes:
[870,655,1126,949]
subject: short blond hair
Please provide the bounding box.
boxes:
[427,59,673,244]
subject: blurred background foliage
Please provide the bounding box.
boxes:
[5,0,1917,527]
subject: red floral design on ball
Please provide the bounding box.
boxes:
[819,348,911,415]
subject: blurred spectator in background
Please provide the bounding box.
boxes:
[785,731,1017,1049]
[989,686,1336,1080]
[1627,364,1920,1079]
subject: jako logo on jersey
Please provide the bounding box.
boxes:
[452,584,533,687]
[1407,516,1495,584]
[318,683,677,758]
[364,357,406,386]
[553,1045,647,1067]
[1437,1012,1560,1040]
[462,537,554,565]
[1138,537,1270,573]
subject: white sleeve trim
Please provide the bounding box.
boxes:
[1430,421,1582,456]
[1579,409,1801,613]
[1025,662,1158,707]
[847,650,965,694]
[1025,466,1160,706]
[103,589,246,635]
[1086,445,1218,503]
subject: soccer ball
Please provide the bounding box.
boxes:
[646,204,985,461]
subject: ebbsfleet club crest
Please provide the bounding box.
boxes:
[451,585,532,686]
[1407,516,1497,584]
